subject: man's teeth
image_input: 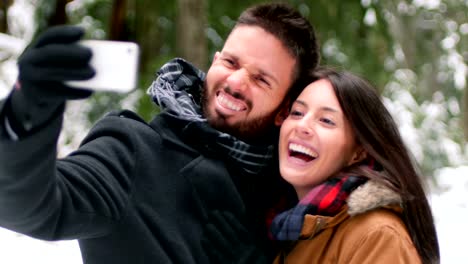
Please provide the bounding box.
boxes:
[218,93,243,111]
[289,143,317,158]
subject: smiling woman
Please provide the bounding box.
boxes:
[279,78,366,199]
[270,67,440,264]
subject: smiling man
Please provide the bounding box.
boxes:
[203,24,296,142]
[0,3,319,264]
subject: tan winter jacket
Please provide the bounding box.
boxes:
[273,180,422,264]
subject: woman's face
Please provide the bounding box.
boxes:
[279,79,365,199]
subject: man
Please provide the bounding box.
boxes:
[0,3,319,264]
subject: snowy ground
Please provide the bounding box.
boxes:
[0,229,82,264]
[430,166,468,264]
[0,166,466,263]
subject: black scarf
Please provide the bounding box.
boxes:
[147,58,274,175]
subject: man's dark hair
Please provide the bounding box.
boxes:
[236,2,320,101]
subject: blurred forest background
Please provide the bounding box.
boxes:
[0,0,467,184]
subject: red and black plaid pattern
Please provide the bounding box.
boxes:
[270,174,367,240]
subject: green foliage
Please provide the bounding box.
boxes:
[30,0,467,178]
[296,0,393,91]
[206,0,261,59]
[67,0,113,39]
[34,0,57,33]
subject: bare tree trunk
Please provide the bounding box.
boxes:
[464,86,468,142]
[109,0,128,41]
[381,1,443,101]
[133,0,164,74]
[176,0,207,70]
[0,0,13,33]
[47,0,70,26]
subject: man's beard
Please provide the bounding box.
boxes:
[200,85,281,144]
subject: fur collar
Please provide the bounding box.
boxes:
[347,180,402,216]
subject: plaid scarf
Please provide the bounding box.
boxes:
[270,174,368,240]
[147,58,274,175]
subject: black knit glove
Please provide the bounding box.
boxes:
[6,25,95,136]
[202,210,269,264]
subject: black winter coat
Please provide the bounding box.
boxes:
[0,107,285,264]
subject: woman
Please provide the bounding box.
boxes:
[202,68,439,264]
[269,68,439,263]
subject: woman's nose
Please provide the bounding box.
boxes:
[295,118,313,136]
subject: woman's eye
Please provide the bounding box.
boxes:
[320,117,336,126]
[289,110,303,117]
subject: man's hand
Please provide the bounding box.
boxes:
[7,25,95,136]
[202,210,268,264]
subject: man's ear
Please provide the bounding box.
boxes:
[274,100,291,126]
[212,51,220,64]
[348,147,368,166]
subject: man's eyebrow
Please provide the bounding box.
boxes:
[221,51,237,60]
[222,50,279,86]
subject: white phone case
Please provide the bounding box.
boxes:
[66,40,140,93]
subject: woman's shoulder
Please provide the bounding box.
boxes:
[339,178,412,243]
[345,207,408,235]
[336,208,421,263]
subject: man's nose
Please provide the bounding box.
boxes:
[226,68,249,92]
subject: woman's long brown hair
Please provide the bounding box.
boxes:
[310,67,440,264]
